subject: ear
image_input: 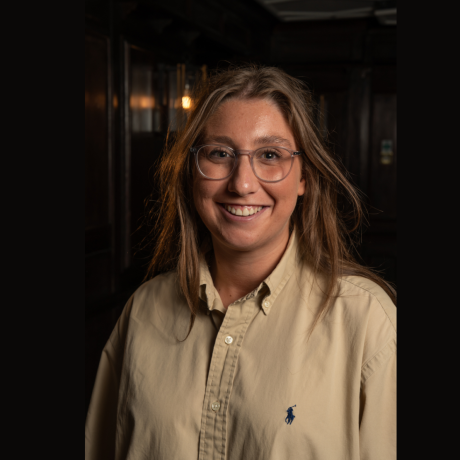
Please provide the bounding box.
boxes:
[298,170,306,197]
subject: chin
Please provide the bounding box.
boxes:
[215,229,268,252]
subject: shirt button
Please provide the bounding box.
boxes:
[211,401,221,412]
[225,336,234,345]
[264,300,270,308]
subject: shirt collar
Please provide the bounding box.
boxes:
[260,229,297,315]
[199,230,298,316]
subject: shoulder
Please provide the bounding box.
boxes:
[334,276,397,369]
[108,271,183,348]
[339,276,396,332]
[132,271,180,308]
[129,271,186,320]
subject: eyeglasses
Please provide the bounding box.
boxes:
[191,145,303,183]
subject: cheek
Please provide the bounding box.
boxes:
[193,179,218,212]
[274,178,301,204]
[265,179,302,218]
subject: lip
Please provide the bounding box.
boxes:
[217,203,269,222]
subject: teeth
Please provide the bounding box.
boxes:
[226,206,264,216]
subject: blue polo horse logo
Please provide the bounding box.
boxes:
[285,405,296,425]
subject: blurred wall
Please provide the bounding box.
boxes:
[85,0,396,417]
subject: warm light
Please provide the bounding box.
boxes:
[140,96,155,109]
[130,95,155,109]
[182,96,192,110]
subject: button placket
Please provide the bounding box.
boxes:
[198,303,237,460]
[218,299,258,460]
[211,401,221,412]
[199,296,259,460]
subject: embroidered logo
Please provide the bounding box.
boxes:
[285,405,296,425]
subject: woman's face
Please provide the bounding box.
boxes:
[193,98,306,253]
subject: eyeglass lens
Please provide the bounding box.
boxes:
[197,146,294,182]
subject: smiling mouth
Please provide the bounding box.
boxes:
[220,204,265,217]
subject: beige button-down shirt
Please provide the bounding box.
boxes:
[85,232,397,459]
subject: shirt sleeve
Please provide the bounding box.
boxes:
[85,297,133,460]
[359,338,397,460]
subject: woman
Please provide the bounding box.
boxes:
[85,66,397,459]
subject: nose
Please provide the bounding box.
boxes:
[227,154,260,196]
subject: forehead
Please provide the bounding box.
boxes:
[204,98,295,148]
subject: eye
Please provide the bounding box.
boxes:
[211,150,230,158]
[260,149,281,160]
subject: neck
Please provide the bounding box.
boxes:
[211,227,291,309]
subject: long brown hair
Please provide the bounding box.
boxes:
[143,65,396,338]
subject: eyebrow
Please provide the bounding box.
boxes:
[204,135,293,149]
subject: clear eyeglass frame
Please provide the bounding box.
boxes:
[190,145,304,183]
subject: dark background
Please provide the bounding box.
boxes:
[85,0,397,418]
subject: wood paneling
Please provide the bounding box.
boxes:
[361,90,397,285]
[369,93,397,220]
[360,233,397,285]
[365,28,397,64]
[85,251,112,302]
[130,135,164,256]
[85,224,111,255]
[345,67,372,194]
[271,19,367,64]
[85,33,109,230]
[373,66,397,93]
[85,31,114,302]
[127,46,168,263]
[321,91,348,163]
